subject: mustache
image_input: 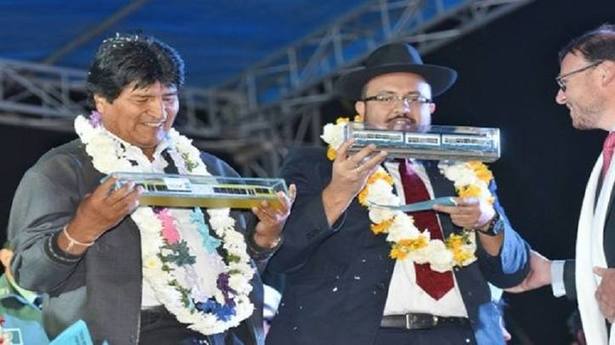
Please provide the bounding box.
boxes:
[387,115,416,124]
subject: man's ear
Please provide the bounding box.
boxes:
[93,94,108,113]
[601,61,615,87]
[429,102,436,114]
[354,101,365,121]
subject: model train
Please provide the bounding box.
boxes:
[345,123,500,162]
[107,173,286,209]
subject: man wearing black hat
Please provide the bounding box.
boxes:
[265,43,529,345]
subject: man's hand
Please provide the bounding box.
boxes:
[322,140,387,225]
[432,197,495,230]
[60,177,142,254]
[594,267,615,322]
[506,251,552,293]
[252,184,297,249]
[433,197,502,254]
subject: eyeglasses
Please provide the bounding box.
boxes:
[555,60,603,91]
[362,94,432,106]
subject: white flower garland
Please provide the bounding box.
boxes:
[321,118,496,272]
[75,115,255,335]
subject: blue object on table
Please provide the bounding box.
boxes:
[49,320,93,345]
[369,196,456,212]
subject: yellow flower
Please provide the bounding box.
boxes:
[353,115,363,123]
[336,117,350,125]
[446,233,476,265]
[452,248,475,265]
[406,237,429,250]
[358,187,369,206]
[458,184,482,198]
[371,218,394,235]
[326,146,337,160]
[389,236,429,260]
[390,246,408,260]
[445,233,465,248]
[367,170,394,185]
[467,161,493,182]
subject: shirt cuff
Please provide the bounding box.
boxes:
[551,259,566,298]
[46,231,84,265]
[246,232,282,262]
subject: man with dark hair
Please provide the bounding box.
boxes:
[508,24,615,344]
[8,33,293,345]
[265,42,529,345]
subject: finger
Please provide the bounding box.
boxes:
[275,191,293,215]
[252,206,275,224]
[335,139,355,162]
[107,181,138,204]
[256,200,276,218]
[350,144,379,165]
[356,150,388,174]
[433,204,462,214]
[288,184,297,204]
[451,214,480,223]
[110,187,142,212]
[456,197,479,206]
[91,177,118,200]
[594,266,607,277]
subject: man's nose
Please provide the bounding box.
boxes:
[393,97,413,113]
[148,97,167,120]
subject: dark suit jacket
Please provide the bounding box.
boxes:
[266,147,530,345]
[8,139,266,345]
[563,184,615,300]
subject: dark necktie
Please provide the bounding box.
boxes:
[603,132,615,177]
[398,159,454,300]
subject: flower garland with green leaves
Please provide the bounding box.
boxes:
[321,117,495,272]
[75,113,255,335]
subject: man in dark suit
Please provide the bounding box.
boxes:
[508,24,615,344]
[8,33,294,345]
[265,43,530,345]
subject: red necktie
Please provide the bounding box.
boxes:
[603,132,615,177]
[398,159,454,300]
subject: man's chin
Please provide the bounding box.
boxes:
[571,119,592,130]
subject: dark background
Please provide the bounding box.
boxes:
[1,0,614,343]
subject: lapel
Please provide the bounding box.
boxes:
[602,179,615,266]
[162,150,179,174]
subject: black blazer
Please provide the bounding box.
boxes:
[266,147,530,345]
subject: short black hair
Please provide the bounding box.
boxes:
[86,33,185,106]
[559,23,615,63]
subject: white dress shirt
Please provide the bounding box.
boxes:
[382,160,468,317]
[105,129,171,309]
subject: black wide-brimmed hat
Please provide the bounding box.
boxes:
[336,42,457,100]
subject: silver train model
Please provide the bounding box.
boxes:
[344,123,500,162]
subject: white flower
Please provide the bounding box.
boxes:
[143,255,163,270]
[386,214,421,242]
[368,207,396,224]
[320,123,345,149]
[366,179,394,202]
[426,240,455,272]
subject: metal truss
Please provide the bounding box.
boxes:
[0,58,245,136]
[0,0,533,177]
[215,0,535,177]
